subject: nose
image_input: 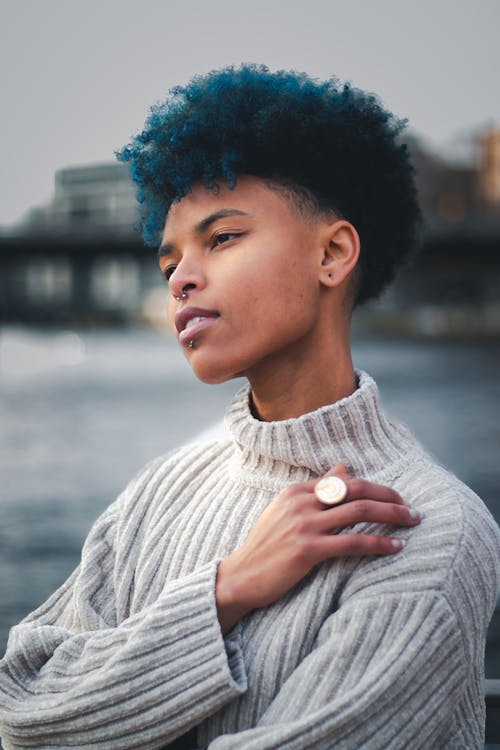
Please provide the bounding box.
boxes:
[169,257,205,301]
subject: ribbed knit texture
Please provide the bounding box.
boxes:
[0,370,499,749]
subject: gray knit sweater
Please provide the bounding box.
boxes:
[0,370,499,749]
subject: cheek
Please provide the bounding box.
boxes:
[252,263,316,327]
[237,251,310,305]
[235,275,318,349]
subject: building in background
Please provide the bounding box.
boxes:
[479,129,500,209]
[410,127,500,231]
[23,163,138,235]
[0,163,165,327]
[1,130,500,333]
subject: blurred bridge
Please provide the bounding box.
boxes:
[1,226,499,331]
[1,151,500,331]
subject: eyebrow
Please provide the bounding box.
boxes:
[158,209,251,258]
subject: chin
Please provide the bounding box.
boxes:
[188,351,248,386]
[189,360,240,386]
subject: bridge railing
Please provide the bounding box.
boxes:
[486,679,500,746]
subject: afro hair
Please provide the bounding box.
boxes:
[117,63,420,307]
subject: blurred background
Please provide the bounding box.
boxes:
[1,0,499,693]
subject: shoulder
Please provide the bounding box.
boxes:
[413,458,500,621]
[79,436,233,554]
[114,436,233,520]
[398,455,499,599]
[73,437,235,601]
[341,451,500,618]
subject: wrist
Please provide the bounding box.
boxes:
[216,555,253,634]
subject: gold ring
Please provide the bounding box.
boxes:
[314,476,348,506]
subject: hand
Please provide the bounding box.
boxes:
[216,463,421,633]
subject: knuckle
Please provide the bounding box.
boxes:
[291,515,310,536]
[347,478,364,497]
[356,535,383,555]
[293,538,313,564]
[281,485,296,500]
[371,536,398,555]
[284,484,311,505]
[388,488,402,504]
[343,534,369,554]
[394,506,410,524]
[350,500,368,521]
[352,534,382,554]
[289,494,307,514]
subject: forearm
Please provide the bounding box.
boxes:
[0,561,246,749]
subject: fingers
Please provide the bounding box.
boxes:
[285,464,421,536]
[341,478,405,506]
[314,532,406,559]
[285,469,419,540]
[281,480,420,536]
[301,472,405,508]
[312,498,421,534]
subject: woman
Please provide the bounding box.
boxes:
[1,65,498,749]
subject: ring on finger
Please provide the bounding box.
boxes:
[314,476,348,506]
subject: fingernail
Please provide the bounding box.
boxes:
[392,539,405,549]
[408,508,420,520]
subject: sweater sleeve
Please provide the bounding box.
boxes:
[0,466,247,749]
[207,589,467,750]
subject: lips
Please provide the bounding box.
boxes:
[175,306,220,345]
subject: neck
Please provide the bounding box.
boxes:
[248,328,356,422]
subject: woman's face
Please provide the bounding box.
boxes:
[160,175,331,384]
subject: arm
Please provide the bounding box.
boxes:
[0,463,420,749]
[0,464,246,750]
[208,589,466,749]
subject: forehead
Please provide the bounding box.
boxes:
[163,175,300,238]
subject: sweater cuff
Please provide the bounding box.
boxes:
[211,560,247,695]
[157,559,247,706]
[222,616,246,692]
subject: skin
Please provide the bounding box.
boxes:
[160,175,421,634]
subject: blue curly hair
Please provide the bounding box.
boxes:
[117,64,420,306]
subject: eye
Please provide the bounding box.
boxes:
[162,264,177,282]
[210,232,242,248]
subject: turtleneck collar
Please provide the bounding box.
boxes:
[225,369,419,490]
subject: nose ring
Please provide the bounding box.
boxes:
[174,290,188,302]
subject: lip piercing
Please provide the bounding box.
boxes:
[174,291,188,302]
[188,340,194,349]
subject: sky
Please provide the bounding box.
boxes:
[1,0,499,227]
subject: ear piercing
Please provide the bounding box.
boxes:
[174,291,188,302]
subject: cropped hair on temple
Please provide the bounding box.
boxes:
[117,63,421,307]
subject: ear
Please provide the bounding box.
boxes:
[318,220,360,288]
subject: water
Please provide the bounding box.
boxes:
[1,326,499,675]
